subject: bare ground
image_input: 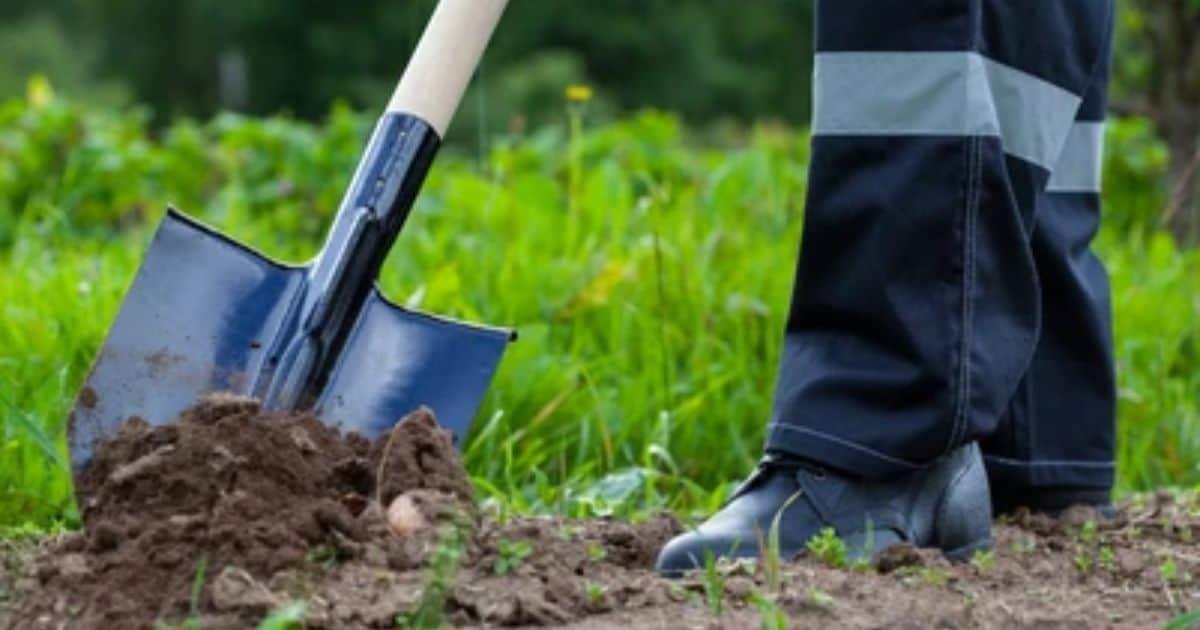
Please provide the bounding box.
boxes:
[0,395,1196,629]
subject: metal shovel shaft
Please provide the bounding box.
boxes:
[252,113,440,410]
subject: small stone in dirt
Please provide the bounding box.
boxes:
[876,543,923,573]
[387,493,429,537]
[210,566,278,614]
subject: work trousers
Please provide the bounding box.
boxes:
[768,0,1116,493]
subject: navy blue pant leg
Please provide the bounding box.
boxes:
[982,36,1116,492]
[766,0,1115,481]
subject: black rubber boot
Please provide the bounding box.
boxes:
[656,442,993,576]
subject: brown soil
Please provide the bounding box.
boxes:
[1,395,1197,629]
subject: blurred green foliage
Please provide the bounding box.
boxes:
[1111,0,1200,244]
[3,0,1195,242]
[0,0,813,135]
[1102,117,1172,238]
[1,89,1197,528]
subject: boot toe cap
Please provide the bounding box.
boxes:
[655,530,757,576]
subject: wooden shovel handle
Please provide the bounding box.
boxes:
[386,0,508,137]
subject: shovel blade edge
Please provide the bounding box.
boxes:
[317,289,512,443]
[69,209,512,485]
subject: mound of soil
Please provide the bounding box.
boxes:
[1,395,682,628]
[1,394,1197,628]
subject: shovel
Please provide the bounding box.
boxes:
[68,0,513,490]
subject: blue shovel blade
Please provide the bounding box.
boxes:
[69,209,512,482]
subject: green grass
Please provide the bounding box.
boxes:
[0,90,1198,530]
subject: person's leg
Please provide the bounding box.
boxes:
[983,31,1116,512]
[658,0,1115,574]
[766,0,1114,478]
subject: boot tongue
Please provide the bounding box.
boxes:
[763,451,856,525]
[725,452,843,507]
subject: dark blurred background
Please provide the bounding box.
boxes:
[0,0,814,126]
[1,0,1197,241]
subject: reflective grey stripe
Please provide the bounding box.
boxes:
[1046,122,1105,192]
[813,52,1082,170]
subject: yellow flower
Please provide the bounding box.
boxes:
[565,84,593,103]
[27,75,54,109]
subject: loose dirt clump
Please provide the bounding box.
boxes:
[1,396,1198,628]
[4,395,468,626]
[0,395,683,628]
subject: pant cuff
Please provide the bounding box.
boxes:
[764,422,924,480]
[983,455,1114,490]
